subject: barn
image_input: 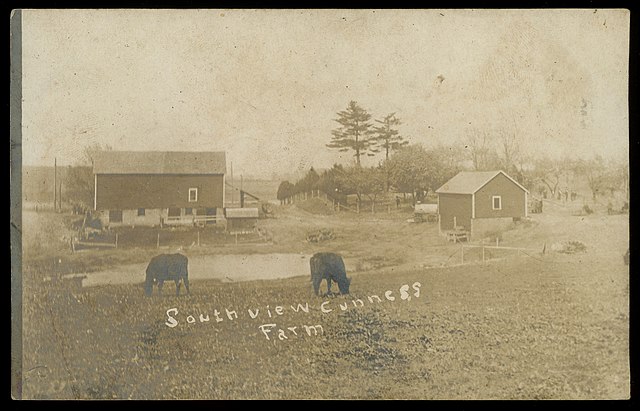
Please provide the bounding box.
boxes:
[436,170,529,240]
[93,151,226,228]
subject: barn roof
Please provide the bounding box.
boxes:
[93,151,226,175]
[435,170,528,194]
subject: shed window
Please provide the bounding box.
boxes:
[185,208,193,215]
[109,210,123,223]
[189,188,198,202]
[492,196,502,210]
[137,208,145,216]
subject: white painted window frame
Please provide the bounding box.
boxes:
[188,187,198,202]
[492,195,502,210]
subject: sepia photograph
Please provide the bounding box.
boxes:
[10,9,630,399]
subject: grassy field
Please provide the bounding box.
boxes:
[18,198,629,399]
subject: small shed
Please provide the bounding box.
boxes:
[435,170,528,240]
[225,207,259,234]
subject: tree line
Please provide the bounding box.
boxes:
[277,100,629,206]
[60,101,628,209]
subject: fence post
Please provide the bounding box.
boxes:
[235,233,238,245]
[115,233,118,248]
[157,232,160,248]
[356,201,360,214]
[496,238,499,247]
[197,230,200,246]
[461,245,464,264]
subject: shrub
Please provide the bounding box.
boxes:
[551,240,587,254]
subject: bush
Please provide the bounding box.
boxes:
[306,228,335,243]
[551,240,587,254]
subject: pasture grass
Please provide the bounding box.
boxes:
[21,252,628,399]
[19,200,629,399]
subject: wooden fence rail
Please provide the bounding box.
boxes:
[460,242,542,264]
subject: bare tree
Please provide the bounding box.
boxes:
[531,156,571,198]
[573,156,608,201]
[464,128,498,170]
[65,143,113,208]
[498,131,520,174]
[335,165,385,207]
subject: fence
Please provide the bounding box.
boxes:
[282,190,398,214]
[71,226,270,252]
[281,190,330,204]
[445,239,544,266]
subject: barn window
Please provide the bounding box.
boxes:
[137,208,145,216]
[189,188,198,202]
[492,196,502,210]
[185,208,193,215]
[168,208,181,217]
[109,210,123,223]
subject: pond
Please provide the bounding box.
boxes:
[82,253,312,287]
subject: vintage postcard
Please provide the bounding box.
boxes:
[11,9,630,399]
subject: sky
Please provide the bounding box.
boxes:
[19,9,629,178]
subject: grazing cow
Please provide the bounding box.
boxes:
[144,253,190,296]
[310,252,351,296]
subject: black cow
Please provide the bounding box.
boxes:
[144,253,190,296]
[310,252,351,296]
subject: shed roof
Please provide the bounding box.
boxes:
[225,207,259,218]
[435,170,528,195]
[93,151,226,175]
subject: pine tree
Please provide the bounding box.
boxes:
[373,113,408,160]
[327,101,376,166]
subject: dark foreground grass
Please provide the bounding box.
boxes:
[21,253,628,399]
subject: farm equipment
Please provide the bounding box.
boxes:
[414,203,438,223]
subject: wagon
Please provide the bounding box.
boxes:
[414,203,438,223]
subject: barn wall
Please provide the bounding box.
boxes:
[96,174,224,210]
[438,193,472,231]
[97,208,163,228]
[470,217,514,240]
[475,173,526,219]
[98,207,226,228]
